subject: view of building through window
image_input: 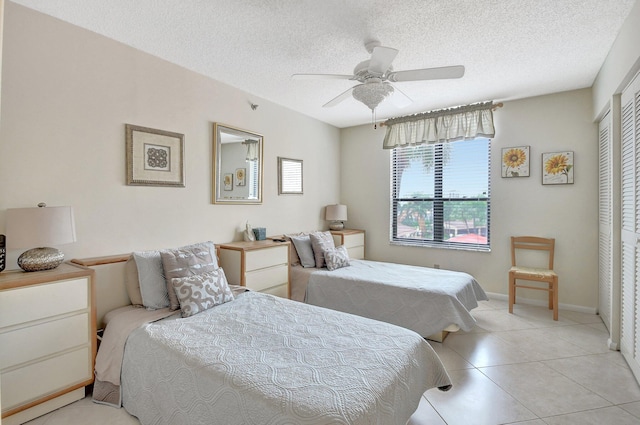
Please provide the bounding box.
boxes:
[391,138,490,249]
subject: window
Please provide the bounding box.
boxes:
[391,138,490,250]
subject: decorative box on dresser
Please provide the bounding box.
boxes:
[218,240,291,299]
[331,229,365,260]
[0,262,96,425]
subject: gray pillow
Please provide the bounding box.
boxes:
[124,256,144,306]
[133,250,169,310]
[309,231,336,268]
[172,268,234,317]
[324,245,351,271]
[161,241,219,310]
[290,235,316,268]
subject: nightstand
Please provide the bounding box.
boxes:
[218,240,290,299]
[0,262,96,425]
[331,229,365,260]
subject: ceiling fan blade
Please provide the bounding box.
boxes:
[387,65,465,82]
[368,46,398,76]
[291,73,353,80]
[322,86,355,107]
[387,83,412,108]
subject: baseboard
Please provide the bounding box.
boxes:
[485,291,598,315]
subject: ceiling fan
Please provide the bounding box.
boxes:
[292,40,465,113]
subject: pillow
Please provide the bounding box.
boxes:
[133,250,169,310]
[283,233,303,266]
[124,256,143,306]
[324,245,351,271]
[172,268,234,317]
[309,231,336,268]
[161,241,219,310]
[290,235,316,268]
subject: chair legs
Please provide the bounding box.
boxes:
[508,274,558,321]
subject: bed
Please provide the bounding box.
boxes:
[77,242,452,425]
[287,232,488,341]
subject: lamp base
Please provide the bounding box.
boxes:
[18,247,64,272]
[329,221,345,231]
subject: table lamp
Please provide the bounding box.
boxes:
[326,204,347,231]
[6,203,76,272]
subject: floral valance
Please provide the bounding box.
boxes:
[382,101,496,149]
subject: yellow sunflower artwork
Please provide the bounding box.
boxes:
[542,151,574,184]
[501,146,529,177]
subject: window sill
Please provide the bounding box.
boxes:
[390,239,491,253]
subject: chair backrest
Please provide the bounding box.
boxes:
[510,236,555,270]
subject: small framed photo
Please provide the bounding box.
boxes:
[235,168,246,186]
[126,124,185,187]
[542,151,574,185]
[501,146,530,178]
[223,173,233,191]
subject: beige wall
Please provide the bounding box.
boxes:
[340,88,599,311]
[0,3,341,268]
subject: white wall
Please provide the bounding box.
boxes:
[0,2,341,268]
[340,88,599,310]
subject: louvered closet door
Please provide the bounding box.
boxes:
[599,112,613,334]
[620,72,640,381]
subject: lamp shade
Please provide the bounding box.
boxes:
[6,205,76,249]
[325,204,347,222]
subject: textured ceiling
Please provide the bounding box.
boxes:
[10,0,637,128]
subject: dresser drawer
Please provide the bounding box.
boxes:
[0,313,89,370]
[347,246,365,260]
[261,283,288,298]
[245,245,288,271]
[245,264,289,292]
[0,278,89,328]
[2,346,91,411]
[343,232,365,249]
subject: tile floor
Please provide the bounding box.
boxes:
[24,298,640,425]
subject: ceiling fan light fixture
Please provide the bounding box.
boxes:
[352,80,394,111]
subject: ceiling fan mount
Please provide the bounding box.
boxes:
[292,39,465,113]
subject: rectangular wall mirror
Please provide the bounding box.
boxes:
[213,123,263,204]
[278,157,303,195]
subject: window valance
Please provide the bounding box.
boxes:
[382,101,496,149]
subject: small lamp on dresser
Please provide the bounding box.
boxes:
[6,202,76,272]
[326,204,348,231]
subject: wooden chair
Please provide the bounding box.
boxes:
[509,236,558,320]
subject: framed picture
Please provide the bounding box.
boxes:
[501,146,530,177]
[235,168,246,186]
[278,157,303,195]
[223,173,233,191]
[542,151,574,185]
[126,124,185,187]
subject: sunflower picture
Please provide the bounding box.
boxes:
[501,146,530,177]
[542,151,574,185]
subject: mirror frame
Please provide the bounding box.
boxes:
[278,157,303,195]
[212,123,263,204]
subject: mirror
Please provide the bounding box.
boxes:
[213,123,263,204]
[278,157,303,195]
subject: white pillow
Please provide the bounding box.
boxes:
[309,231,336,268]
[172,268,234,317]
[324,245,350,271]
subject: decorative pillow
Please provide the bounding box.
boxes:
[324,245,351,271]
[290,235,316,268]
[161,241,219,310]
[309,231,336,268]
[124,256,143,306]
[283,233,303,266]
[133,250,169,310]
[172,268,234,317]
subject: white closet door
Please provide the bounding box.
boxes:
[599,112,613,333]
[620,72,640,381]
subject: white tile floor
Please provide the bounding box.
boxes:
[24,299,640,425]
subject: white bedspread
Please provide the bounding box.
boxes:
[305,259,488,337]
[121,290,451,425]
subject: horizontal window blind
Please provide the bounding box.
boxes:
[391,138,490,251]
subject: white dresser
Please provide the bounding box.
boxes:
[0,263,96,425]
[331,229,365,260]
[218,240,290,299]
